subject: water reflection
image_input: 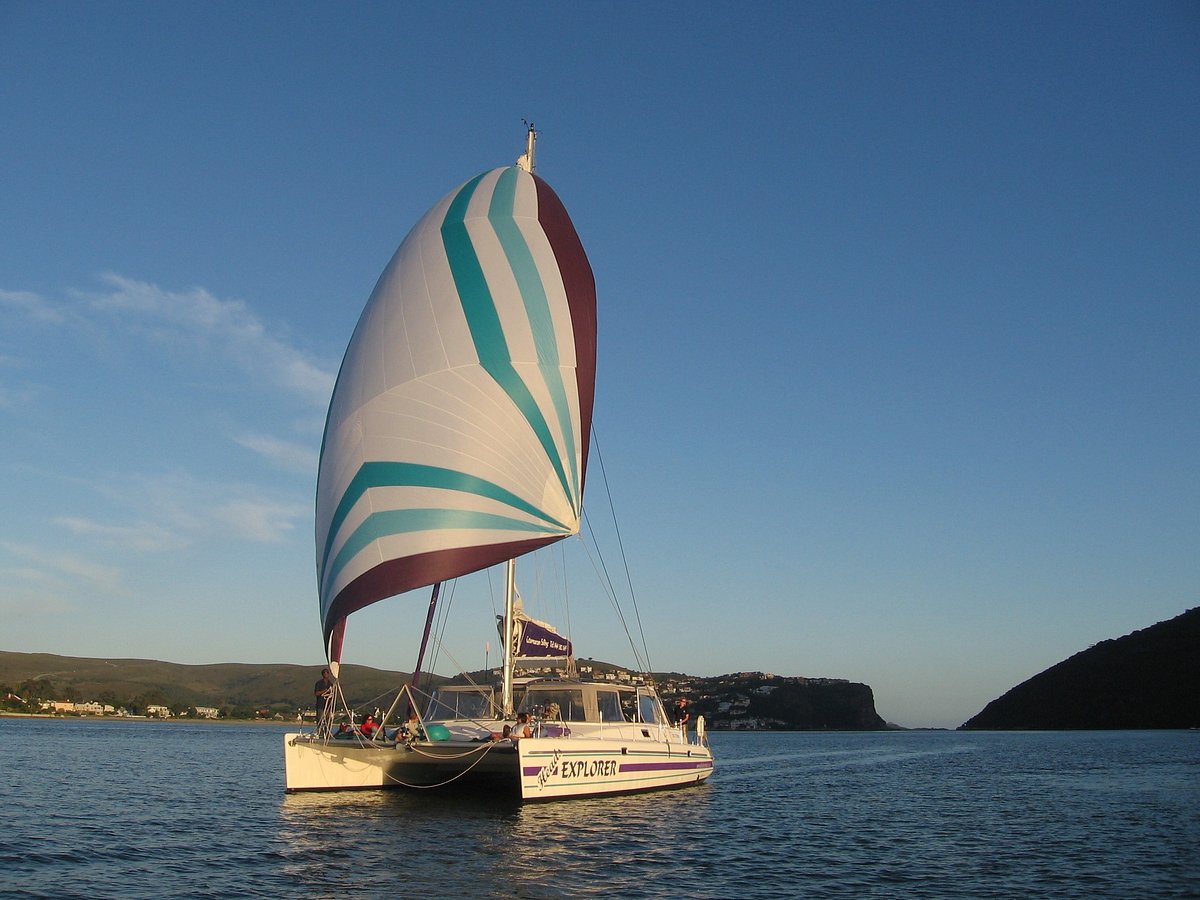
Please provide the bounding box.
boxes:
[276,783,716,897]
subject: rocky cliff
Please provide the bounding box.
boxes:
[678,672,890,730]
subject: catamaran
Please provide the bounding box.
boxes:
[283,128,714,800]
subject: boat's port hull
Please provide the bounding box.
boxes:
[283,733,713,800]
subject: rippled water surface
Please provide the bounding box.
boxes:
[1,720,1197,898]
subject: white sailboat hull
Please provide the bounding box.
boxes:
[283,731,713,800]
[516,736,713,800]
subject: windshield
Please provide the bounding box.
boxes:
[597,690,625,723]
[519,689,585,722]
[638,691,662,725]
[426,689,496,721]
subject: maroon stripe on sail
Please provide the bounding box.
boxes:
[532,174,597,491]
[322,536,564,646]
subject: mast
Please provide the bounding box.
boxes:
[516,122,537,173]
[501,558,517,717]
[410,582,441,702]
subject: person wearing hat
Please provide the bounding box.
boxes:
[674,698,690,738]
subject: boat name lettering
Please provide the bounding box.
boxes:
[536,750,562,789]
[561,759,618,779]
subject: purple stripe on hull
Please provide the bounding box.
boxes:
[521,759,712,777]
[618,760,713,773]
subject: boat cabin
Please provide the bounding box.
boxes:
[516,679,671,726]
[424,684,501,721]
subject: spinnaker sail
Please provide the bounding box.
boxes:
[316,166,597,658]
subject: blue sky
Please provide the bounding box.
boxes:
[2,2,1196,728]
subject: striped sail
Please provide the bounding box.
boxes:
[316,167,596,650]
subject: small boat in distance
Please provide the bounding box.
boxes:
[283,127,714,800]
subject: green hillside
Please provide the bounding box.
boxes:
[0,651,419,717]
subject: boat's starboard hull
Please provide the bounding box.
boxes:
[516,737,713,800]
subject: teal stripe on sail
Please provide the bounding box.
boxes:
[440,172,576,514]
[323,507,566,603]
[318,461,571,586]
[487,168,580,509]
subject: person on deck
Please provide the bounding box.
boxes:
[507,712,532,741]
[314,668,335,721]
[397,712,423,743]
[360,713,379,739]
[675,698,690,737]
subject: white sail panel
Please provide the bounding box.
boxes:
[316,166,596,644]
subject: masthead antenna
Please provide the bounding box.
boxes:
[516,120,537,173]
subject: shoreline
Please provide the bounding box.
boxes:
[0,711,298,726]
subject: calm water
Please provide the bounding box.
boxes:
[0,720,1196,898]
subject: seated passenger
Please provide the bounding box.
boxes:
[507,712,532,741]
[360,713,379,739]
[397,712,423,743]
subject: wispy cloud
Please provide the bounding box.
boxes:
[43,468,308,548]
[0,337,43,410]
[0,382,38,410]
[0,583,73,619]
[109,470,309,545]
[79,273,336,408]
[0,289,67,325]
[53,516,189,553]
[214,499,308,543]
[235,433,319,475]
[1,276,323,626]
[0,541,123,592]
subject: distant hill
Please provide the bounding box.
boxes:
[960,607,1200,730]
[1,651,888,729]
[0,652,417,716]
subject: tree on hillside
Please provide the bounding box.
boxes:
[17,678,58,703]
[130,689,168,716]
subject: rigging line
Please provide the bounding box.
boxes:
[428,577,458,677]
[353,686,402,712]
[418,660,503,720]
[318,682,352,737]
[557,539,573,652]
[406,741,498,761]
[425,640,485,692]
[383,742,500,789]
[589,427,653,672]
[576,519,647,673]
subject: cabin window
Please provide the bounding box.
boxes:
[521,690,585,722]
[597,691,624,723]
[638,693,661,725]
[426,690,494,721]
